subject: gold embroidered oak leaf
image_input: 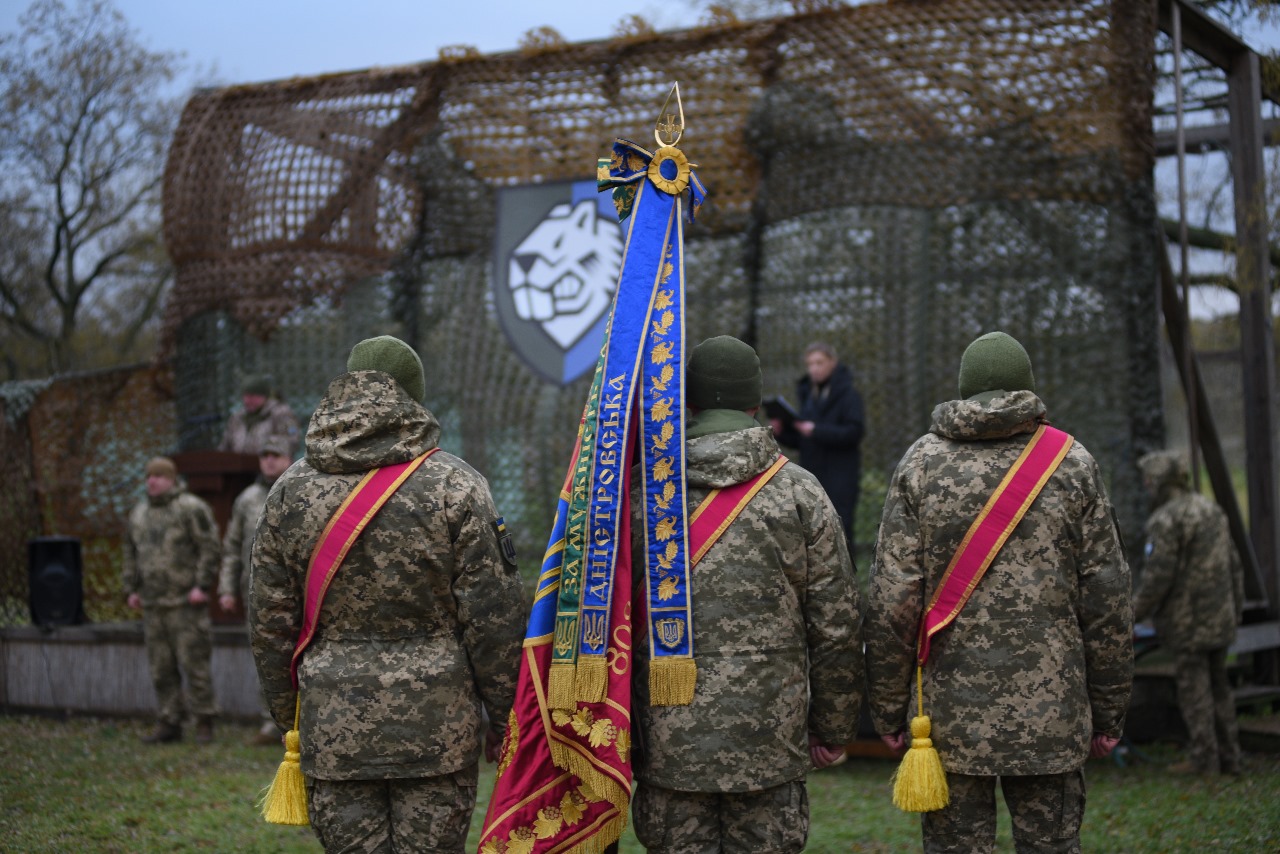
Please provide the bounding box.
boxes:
[651,341,675,364]
[570,707,594,737]
[616,727,631,762]
[655,289,674,310]
[658,575,679,600]
[652,364,675,394]
[533,807,564,839]
[588,718,616,748]
[655,516,676,541]
[652,456,674,482]
[651,314,671,338]
[666,541,679,562]
[659,260,674,284]
[656,552,673,571]
[627,153,646,173]
[651,397,673,422]
[651,420,674,451]
[662,480,676,505]
[560,791,587,825]
[610,151,623,170]
[597,163,610,183]
[552,709,573,728]
[507,828,536,854]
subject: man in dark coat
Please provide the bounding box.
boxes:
[774,341,865,550]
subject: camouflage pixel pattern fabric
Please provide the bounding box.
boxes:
[122,485,221,607]
[866,390,1132,776]
[217,478,269,601]
[142,604,216,724]
[1172,647,1241,774]
[630,411,863,793]
[921,770,1085,854]
[633,778,809,853]
[250,370,527,782]
[1133,450,1243,653]
[305,764,478,852]
[218,396,301,457]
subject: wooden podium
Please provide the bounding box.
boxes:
[170,450,260,624]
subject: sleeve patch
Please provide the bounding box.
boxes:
[494,516,518,568]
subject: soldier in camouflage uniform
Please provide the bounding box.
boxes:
[1134,450,1243,776]
[865,332,1132,854]
[123,456,222,744]
[218,373,302,457]
[629,336,863,853]
[218,435,294,744]
[249,336,526,852]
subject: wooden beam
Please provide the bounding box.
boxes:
[1154,118,1280,155]
[1158,238,1271,610]
[1157,0,1280,107]
[1228,49,1280,625]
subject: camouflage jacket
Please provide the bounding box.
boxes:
[865,391,1132,776]
[249,370,527,781]
[1134,452,1243,652]
[630,409,863,793]
[218,397,301,457]
[122,485,221,608]
[217,477,270,601]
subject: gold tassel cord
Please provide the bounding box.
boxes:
[260,697,309,826]
[648,657,697,706]
[890,665,949,813]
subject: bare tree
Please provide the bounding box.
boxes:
[0,0,182,380]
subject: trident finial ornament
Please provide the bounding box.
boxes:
[654,82,685,148]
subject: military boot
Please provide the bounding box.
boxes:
[140,721,182,744]
[194,716,214,745]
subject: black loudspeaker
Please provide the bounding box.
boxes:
[28,536,86,628]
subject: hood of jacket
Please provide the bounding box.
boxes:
[685,411,780,489]
[929,389,1047,443]
[1138,449,1189,509]
[305,370,440,475]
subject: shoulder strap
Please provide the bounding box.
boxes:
[916,425,1073,665]
[290,448,439,686]
[687,454,788,566]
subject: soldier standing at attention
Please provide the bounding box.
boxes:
[629,335,863,853]
[218,373,301,457]
[249,335,526,851]
[123,456,222,744]
[865,331,1132,853]
[1134,450,1244,776]
[217,435,294,745]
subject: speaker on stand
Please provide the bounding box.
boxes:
[28,536,86,629]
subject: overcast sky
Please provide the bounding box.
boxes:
[1,0,705,86]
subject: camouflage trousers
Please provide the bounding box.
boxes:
[632,779,809,853]
[921,770,1085,854]
[142,604,216,725]
[305,763,478,853]
[1174,647,1241,774]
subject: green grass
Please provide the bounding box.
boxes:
[2,715,1278,852]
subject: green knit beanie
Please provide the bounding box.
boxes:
[686,335,762,411]
[241,374,272,396]
[347,336,426,403]
[958,331,1035,400]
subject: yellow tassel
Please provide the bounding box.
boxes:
[575,655,609,703]
[648,657,697,706]
[891,715,949,812]
[890,666,948,812]
[260,700,309,826]
[548,660,578,710]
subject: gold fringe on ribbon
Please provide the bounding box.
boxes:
[648,656,697,706]
[890,665,949,813]
[574,655,609,704]
[260,698,309,825]
[549,737,631,827]
[548,660,578,711]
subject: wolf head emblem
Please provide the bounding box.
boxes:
[508,199,623,350]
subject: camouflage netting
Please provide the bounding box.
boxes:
[0,366,176,625]
[160,0,1162,572]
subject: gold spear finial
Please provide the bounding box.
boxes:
[654,81,685,148]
